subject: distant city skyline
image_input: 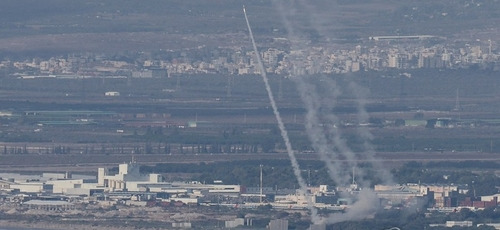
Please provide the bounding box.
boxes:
[1,36,498,79]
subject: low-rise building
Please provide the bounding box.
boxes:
[268,219,288,230]
[446,221,473,227]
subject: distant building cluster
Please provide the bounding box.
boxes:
[0,161,497,213]
[1,37,498,78]
[0,162,499,229]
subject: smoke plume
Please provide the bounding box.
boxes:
[243,6,320,224]
[270,0,395,225]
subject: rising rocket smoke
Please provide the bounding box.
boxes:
[270,0,394,225]
[271,0,363,189]
[242,6,321,224]
[271,0,359,187]
[348,81,394,185]
[296,78,349,185]
[277,0,393,185]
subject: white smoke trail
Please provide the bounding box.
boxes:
[273,0,351,187]
[271,0,358,188]
[292,0,394,185]
[242,6,320,224]
[271,0,391,225]
[300,77,376,188]
[348,81,394,185]
[318,78,365,185]
[296,77,349,185]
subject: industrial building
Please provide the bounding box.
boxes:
[132,68,167,78]
[369,35,439,41]
[0,163,492,215]
[268,219,288,230]
[0,160,247,210]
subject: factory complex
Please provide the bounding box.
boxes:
[0,161,498,214]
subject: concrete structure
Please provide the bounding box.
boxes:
[478,223,500,230]
[132,69,167,78]
[225,218,245,228]
[98,168,108,186]
[375,183,466,208]
[0,111,13,117]
[95,162,241,204]
[268,219,288,230]
[0,173,45,183]
[10,183,46,193]
[43,172,71,180]
[460,196,497,209]
[0,179,15,190]
[6,33,500,77]
[309,223,326,230]
[369,35,439,41]
[172,222,192,228]
[104,91,120,96]
[23,200,74,211]
[446,221,473,227]
[47,179,86,194]
[481,194,500,202]
[100,162,145,191]
[0,172,95,193]
[169,197,199,205]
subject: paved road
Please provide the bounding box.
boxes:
[0,151,498,172]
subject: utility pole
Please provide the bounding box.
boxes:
[307,166,311,187]
[472,180,476,198]
[260,164,263,204]
[176,75,181,90]
[491,139,494,153]
[489,39,492,56]
[226,75,232,98]
[454,88,461,120]
[278,77,283,101]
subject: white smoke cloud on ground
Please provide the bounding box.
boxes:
[324,189,381,224]
[243,6,321,224]
[270,0,395,225]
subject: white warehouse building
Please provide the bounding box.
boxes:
[0,161,241,203]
